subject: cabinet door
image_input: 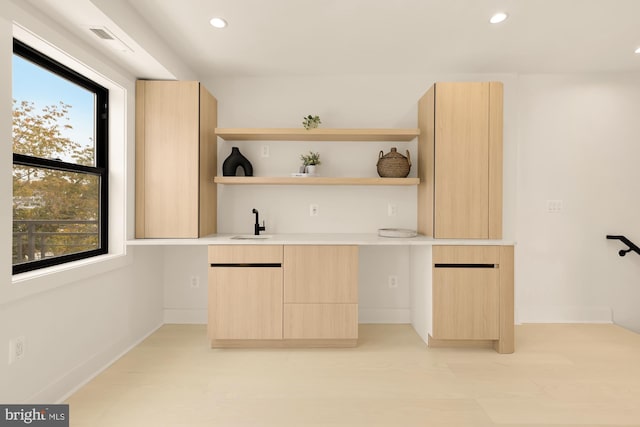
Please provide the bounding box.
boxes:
[432,267,499,340]
[135,81,218,238]
[418,82,503,239]
[136,81,200,238]
[284,245,358,303]
[434,82,490,239]
[432,246,500,340]
[210,267,283,340]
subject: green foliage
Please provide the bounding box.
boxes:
[300,151,321,166]
[302,114,321,130]
[12,99,99,264]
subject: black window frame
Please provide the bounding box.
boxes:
[12,38,109,274]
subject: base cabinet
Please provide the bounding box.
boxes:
[208,245,358,347]
[211,267,283,340]
[283,245,358,341]
[208,245,283,345]
[433,265,499,340]
[430,245,514,354]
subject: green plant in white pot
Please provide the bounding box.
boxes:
[302,115,321,130]
[300,151,321,175]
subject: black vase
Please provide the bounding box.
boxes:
[222,147,253,176]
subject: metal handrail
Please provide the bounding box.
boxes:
[13,219,99,263]
[606,235,640,257]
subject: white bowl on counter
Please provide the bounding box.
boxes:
[377,228,418,238]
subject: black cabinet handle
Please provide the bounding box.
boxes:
[210,263,281,268]
[434,263,497,268]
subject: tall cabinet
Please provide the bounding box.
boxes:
[135,80,217,238]
[418,82,503,239]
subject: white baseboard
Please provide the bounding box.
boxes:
[517,306,613,324]
[359,308,411,324]
[29,321,164,404]
[164,308,207,324]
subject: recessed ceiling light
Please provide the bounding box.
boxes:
[489,12,508,24]
[635,47,640,54]
[209,17,227,29]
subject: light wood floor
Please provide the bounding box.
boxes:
[65,324,640,426]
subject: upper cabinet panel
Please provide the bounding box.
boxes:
[418,82,503,239]
[135,80,217,238]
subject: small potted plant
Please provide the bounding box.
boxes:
[300,151,321,175]
[302,115,321,130]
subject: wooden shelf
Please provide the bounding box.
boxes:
[215,128,420,141]
[214,176,420,186]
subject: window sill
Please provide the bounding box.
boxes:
[2,251,133,305]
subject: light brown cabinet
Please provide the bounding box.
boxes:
[208,246,283,344]
[430,245,514,354]
[208,245,358,347]
[418,82,503,239]
[211,267,283,340]
[135,80,217,238]
[283,246,358,341]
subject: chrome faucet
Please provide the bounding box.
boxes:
[252,208,266,235]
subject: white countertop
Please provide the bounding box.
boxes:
[127,233,515,246]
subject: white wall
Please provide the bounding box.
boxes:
[515,73,640,330]
[0,1,166,403]
[0,247,164,403]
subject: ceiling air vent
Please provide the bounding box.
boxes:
[88,26,133,53]
[89,27,115,40]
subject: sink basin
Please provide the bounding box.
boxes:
[230,235,273,240]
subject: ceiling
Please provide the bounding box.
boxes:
[21,0,640,78]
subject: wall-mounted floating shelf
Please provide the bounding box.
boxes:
[214,176,420,186]
[215,128,420,141]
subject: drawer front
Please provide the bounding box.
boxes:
[208,245,283,264]
[433,245,500,265]
[283,303,358,339]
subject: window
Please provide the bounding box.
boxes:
[12,39,108,274]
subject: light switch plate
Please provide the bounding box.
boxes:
[546,199,563,213]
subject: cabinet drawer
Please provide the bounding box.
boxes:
[208,245,283,264]
[284,304,358,339]
[433,245,499,265]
